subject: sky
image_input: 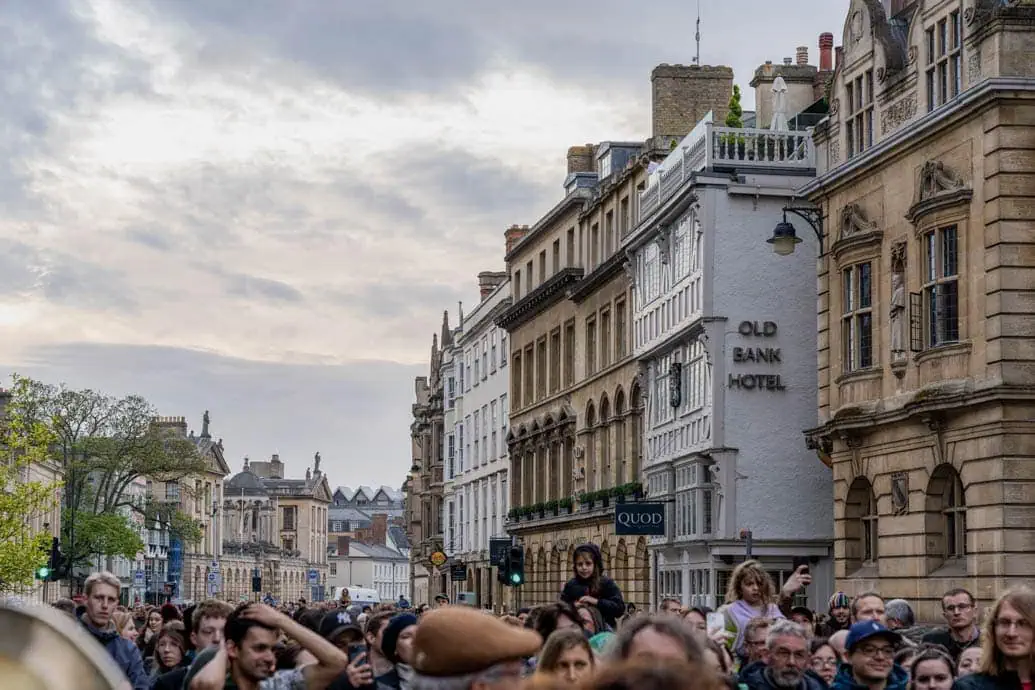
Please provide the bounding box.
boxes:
[0,0,850,489]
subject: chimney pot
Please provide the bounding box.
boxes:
[783,57,793,66]
[796,46,809,66]
[819,32,834,72]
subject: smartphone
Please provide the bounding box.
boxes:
[347,643,367,665]
[706,611,725,635]
[792,557,810,574]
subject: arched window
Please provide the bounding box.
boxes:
[844,476,878,574]
[599,395,611,486]
[614,389,627,485]
[925,464,967,572]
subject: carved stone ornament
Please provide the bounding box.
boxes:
[839,203,878,240]
[829,98,840,117]
[622,259,635,285]
[919,160,965,201]
[891,472,909,515]
[890,239,907,272]
[881,95,917,135]
[965,0,999,26]
[968,48,982,84]
[830,138,841,166]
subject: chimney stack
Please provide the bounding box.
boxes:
[819,33,834,71]
[650,64,735,144]
[796,46,809,66]
[477,271,507,301]
[504,224,531,254]
[566,145,595,174]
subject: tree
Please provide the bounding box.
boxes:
[12,377,211,574]
[0,377,62,593]
[726,85,745,129]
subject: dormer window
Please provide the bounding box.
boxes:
[845,70,875,159]
[926,10,962,112]
[599,155,612,179]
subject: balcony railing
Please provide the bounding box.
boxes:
[640,124,815,219]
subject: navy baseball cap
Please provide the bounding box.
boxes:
[845,620,901,651]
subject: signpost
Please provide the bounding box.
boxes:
[308,569,319,585]
[133,570,145,587]
[450,563,467,582]
[614,502,667,536]
[489,538,511,568]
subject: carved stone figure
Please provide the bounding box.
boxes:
[890,242,907,359]
[314,452,321,473]
[306,467,312,481]
[840,203,877,240]
[202,410,211,437]
[918,160,965,201]
[656,229,672,265]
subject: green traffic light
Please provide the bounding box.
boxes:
[37,567,50,579]
[509,573,522,585]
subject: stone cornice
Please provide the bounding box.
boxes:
[568,251,627,303]
[799,78,1035,198]
[505,192,591,263]
[495,268,584,332]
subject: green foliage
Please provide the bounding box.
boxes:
[76,511,144,562]
[0,376,62,592]
[144,500,203,547]
[10,376,211,572]
[725,85,745,129]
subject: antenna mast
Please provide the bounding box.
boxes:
[694,0,701,65]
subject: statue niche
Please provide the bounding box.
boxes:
[839,203,878,241]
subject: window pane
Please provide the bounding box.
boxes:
[926,233,937,281]
[843,268,854,312]
[941,226,958,277]
[938,19,947,56]
[859,263,871,308]
[859,313,873,368]
[939,281,960,343]
[927,70,936,112]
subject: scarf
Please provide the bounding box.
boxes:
[727,599,783,656]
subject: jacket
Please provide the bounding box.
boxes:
[830,662,908,690]
[739,661,829,690]
[560,544,626,628]
[953,672,1024,690]
[80,615,149,690]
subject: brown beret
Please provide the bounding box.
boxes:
[412,606,542,677]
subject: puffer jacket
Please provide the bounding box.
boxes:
[953,672,1024,690]
[80,615,149,690]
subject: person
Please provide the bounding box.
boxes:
[909,647,956,690]
[817,593,853,638]
[719,560,810,663]
[139,607,164,661]
[185,602,349,690]
[887,600,926,646]
[611,614,705,664]
[533,603,582,643]
[381,613,419,690]
[409,605,540,690]
[957,648,982,678]
[852,593,888,626]
[739,619,827,690]
[740,618,775,669]
[397,595,410,610]
[150,623,188,681]
[952,587,1033,690]
[79,571,149,690]
[584,659,727,690]
[685,607,712,634]
[923,590,981,665]
[559,544,625,630]
[536,629,595,686]
[831,621,909,690]
[810,637,840,686]
[576,604,605,637]
[152,599,234,690]
[112,610,140,645]
[660,598,683,616]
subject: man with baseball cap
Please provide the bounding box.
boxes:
[831,621,909,690]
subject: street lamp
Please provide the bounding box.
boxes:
[767,205,825,256]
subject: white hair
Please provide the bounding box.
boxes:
[766,619,810,649]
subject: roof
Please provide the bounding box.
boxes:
[328,507,373,524]
[348,542,408,560]
[387,525,411,550]
[225,469,268,495]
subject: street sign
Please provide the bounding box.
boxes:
[450,563,467,582]
[134,570,145,586]
[207,571,219,584]
[615,502,667,536]
[308,569,318,585]
[208,582,218,596]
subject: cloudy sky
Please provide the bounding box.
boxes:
[1,0,849,489]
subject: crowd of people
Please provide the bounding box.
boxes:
[29,547,1035,690]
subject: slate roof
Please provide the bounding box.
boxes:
[226,468,268,496]
[387,525,410,550]
[348,542,408,560]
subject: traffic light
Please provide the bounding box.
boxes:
[35,565,51,580]
[252,568,262,593]
[496,549,510,586]
[506,545,525,587]
[37,537,61,581]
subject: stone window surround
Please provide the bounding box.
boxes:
[831,225,884,386]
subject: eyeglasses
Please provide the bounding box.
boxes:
[856,645,895,658]
[811,659,839,668]
[944,604,973,613]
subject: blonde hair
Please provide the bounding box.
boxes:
[980,586,1035,677]
[84,571,121,597]
[111,611,136,636]
[724,560,777,606]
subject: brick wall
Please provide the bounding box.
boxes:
[651,64,734,143]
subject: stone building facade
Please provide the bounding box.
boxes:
[801,0,1035,621]
[627,101,834,610]
[444,272,511,610]
[405,323,449,606]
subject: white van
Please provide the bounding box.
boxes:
[332,586,381,608]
